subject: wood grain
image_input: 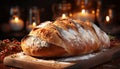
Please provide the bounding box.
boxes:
[3,46,120,69]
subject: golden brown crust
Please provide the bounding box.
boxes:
[21,19,110,57]
[21,42,67,57]
[29,24,65,47]
[21,35,67,57]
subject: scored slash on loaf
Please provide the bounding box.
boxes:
[21,18,110,57]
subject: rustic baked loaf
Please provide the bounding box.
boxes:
[21,18,110,57]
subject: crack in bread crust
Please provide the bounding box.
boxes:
[21,18,110,57]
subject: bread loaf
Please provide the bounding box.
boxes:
[21,18,110,57]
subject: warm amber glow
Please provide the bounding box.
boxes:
[32,22,36,27]
[86,22,89,25]
[10,16,24,31]
[81,9,86,14]
[108,9,112,18]
[69,13,73,17]
[106,16,110,22]
[27,22,37,31]
[14,17,19,22]
[96,9,100,17]
[62,14,67,19]
[92,10,95,14]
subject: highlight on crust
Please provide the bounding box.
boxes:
[21,18,110,57]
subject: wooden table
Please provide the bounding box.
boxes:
[1,58,120,69]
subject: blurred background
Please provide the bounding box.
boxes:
[0,0,120,40]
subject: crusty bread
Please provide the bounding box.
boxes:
[21,18,110,57]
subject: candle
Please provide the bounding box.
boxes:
[106,16,110,23]
[10,16,24,31]
[32,22,37,27]
[62,14,67,19]
[73,9,95,22]
[57,13,68,20]
[81,9,86,14]
[15,17,19,22]
[27,22,37,31]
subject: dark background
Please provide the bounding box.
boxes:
[0,0,75,23]
[0,0,120,40]
[0,0,119,23]
[0,0,75,40]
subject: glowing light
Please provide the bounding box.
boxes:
[14,17,19,22]
[62,14,67,19]
[81,9,86,14]
[69,13,73,17]
[10,16,24,31]
[86,21,91,26]
[92,10,95,14]
[32,22,36,27]
[106,16,110,22]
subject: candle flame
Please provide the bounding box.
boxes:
[15,17,19,22]
[81,9,86,14]
[92,10,95,14]
[32,22,36,27]
[106,16,110,22]
[62,14,67,19]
